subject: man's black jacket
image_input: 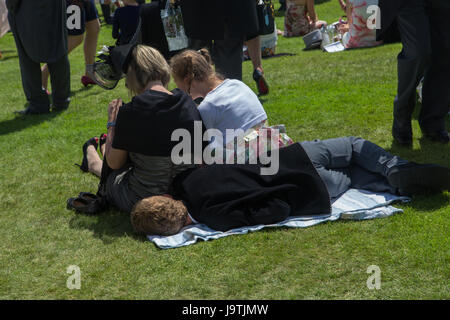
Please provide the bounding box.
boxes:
[172,143,331,232]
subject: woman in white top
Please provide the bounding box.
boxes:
[170,49,268,143]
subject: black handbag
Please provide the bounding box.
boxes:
[256,0,275,36]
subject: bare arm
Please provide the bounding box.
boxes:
[105,98,128,170]
[338,0,347,12]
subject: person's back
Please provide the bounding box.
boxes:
[198,79,267,144]
[112,1,140,45]
[113,88,199,200]
[170,49,268,147]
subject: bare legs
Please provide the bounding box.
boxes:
[41,18,100,90]
[84,19,101,78]
[86,143,106,178]
[245,36,269,95]
[245,36,264,74]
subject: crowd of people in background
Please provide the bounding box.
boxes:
[1,1,449,235]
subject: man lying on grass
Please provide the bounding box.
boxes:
[130,138,450,236]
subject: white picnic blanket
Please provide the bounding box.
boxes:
[148,188,410,249]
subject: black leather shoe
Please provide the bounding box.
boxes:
[388,163,450,196]
[392,130,412,146]
[422,130,449,144]
[14,106,50,115]
[392,122,412,146]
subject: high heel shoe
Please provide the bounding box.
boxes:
[99,133,107,148]
[75,137,99,172]
[253,69,269,96]
[81,75,96,87]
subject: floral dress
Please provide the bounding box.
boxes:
[284,1,315,37]
[342,0,383,48]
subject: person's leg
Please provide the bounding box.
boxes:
[303,136,450,196]
[246,35,269,95]
[300,137,409,197]
[9,20,50,113]
[47,53,71,110]
[100,3,112,24]
[246,36,263,73]
[212,23,244,80]
[300,139,352,199]
[392,0,431,145]
[42,34,84,91]
[84,1,100,80]
[86,145,103,177]
[419,0,450,142]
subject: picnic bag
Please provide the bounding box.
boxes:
[160,0,189,52]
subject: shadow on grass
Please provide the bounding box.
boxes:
[386,137,450,165]
[0,55,18,61]
[400,192,450,212]
[0,110,60,136]
[69,85,94,98]
[68,209,148,244]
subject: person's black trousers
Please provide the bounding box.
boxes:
[393,0,431,138]
[100,4,112,24]
[189,26,244,81]
[10,15,70,112]
[420,0,450,133]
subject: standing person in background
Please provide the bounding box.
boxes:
[112,0,141,45]
[420,0,450,143]
[283,0,326,37]
[244,0,275,96]
[100,0,113,24]
[245,36,269,95]
[378,0,449,145]
[82,0,101,87]
[42,0,100,92]
[7,0,70,114]
[180,0,259,81]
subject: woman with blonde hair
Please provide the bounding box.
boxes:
[70,44,202,213]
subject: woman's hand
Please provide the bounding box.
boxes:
[339,0,347,12]
[108,98,123,123]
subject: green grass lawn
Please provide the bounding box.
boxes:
[0,1,448,299]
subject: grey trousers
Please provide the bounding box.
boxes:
[300,137,409,200]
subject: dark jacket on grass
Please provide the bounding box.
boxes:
[172,143,332,232]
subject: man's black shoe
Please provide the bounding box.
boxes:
[422,130,450,144]
[392,131,412,146]
[392,124,412,146]
[14,106,50,115]
[388,163,450,196]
